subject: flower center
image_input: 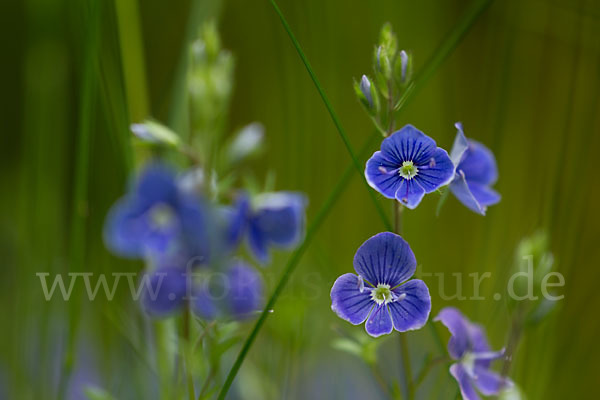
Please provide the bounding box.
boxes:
[149,203,175,229]
[371,284,393,305]
[398,161,418,179]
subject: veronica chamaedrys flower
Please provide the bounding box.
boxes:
[330,232,431,337]
[104,163,211,260]
[226,192,307,264]
[365,125,454,209]
[193,260,263,320]
[141,265,190,317]
[435,307,511,400]
[449,123,500,215]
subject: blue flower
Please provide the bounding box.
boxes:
[435,307,511,400]
[365,125,454,209]
[192,260,264,320]
[226,192,307,264]
[141,265,190,317]
[449,123,501,215]
[330,232,431,337]
[103,163,211,260]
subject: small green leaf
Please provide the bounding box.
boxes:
[131,119,181,147]
[436,186,450,217]
[331,338,363,358]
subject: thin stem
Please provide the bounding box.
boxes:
[501,308,525,379]
[268,0,393,232]
[414,356,451,389]
[371,363,395,399]
[198,366,217,399]
[183,305,195,400]
[399,334,414,400]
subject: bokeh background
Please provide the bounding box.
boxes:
[2,0,600,398]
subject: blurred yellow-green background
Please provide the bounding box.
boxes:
[2,0,600,398]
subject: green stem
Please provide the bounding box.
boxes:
[183,305,196,400]
[399,334,414,400]
[268,0,392,232]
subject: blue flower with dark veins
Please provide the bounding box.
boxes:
[435,307,511,400]
[104,163,211,260]
[365,125,454,209]
[193,260,264,320]
[449,123,501,215]
[226,192,307,264]
[330,232,431,337]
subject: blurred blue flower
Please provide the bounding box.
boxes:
[435,307,511,400]
[449,123,501,215]
[193,260,264,320]
[330,232,431,337]
[226,192,307,264]
[365,125,454,209]
[104,163,211,260]
[141,265,190,317]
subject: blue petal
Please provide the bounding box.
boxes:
[414,147,454,192]
[449,172,486,215]
[142,267,188,317]
[330,273,374,325]
[365,304,393,337]
[381,125,437,165]
[178,195,214,262]
[450,122,469,167]
[134,164,178,208]
[394,178,425,209]
[226,262,263,319]
[468,183,501,208]
[388,279,431,332]
[472,367,509,396]
[434,307,470,359]
[191,284,218,320]
[353,232,417,287]
[251,192,307,247]
[457,140,498,185]
[248,223,269,264]
[450,364,481,400]
[103,198,151,258]
[223,194,250,249]
[365,150,404,199]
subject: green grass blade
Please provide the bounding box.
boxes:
[268,0,392,232]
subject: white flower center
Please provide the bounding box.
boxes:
[398,160,418,179]
[149,203,175,229]
[371,284,393,305]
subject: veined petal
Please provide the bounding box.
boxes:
[394,178,426,209]
[450,122,469,167]
[365,151,404,199]
[331,273,374,325]
[382,125,437,165]
[450,172,486,215]
[388,279,431,332]
[457,140,498,185]
[472,367,510,396]
[353,232,417,287]
[434,307,470,359]
[450,364,481,400]
[414,147,454,192]
[468,183,501,207]
[365,304,393,337]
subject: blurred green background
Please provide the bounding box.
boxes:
[2,0,600,398]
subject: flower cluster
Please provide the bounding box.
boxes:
[104,163,307,321]
[331,22,508,400]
